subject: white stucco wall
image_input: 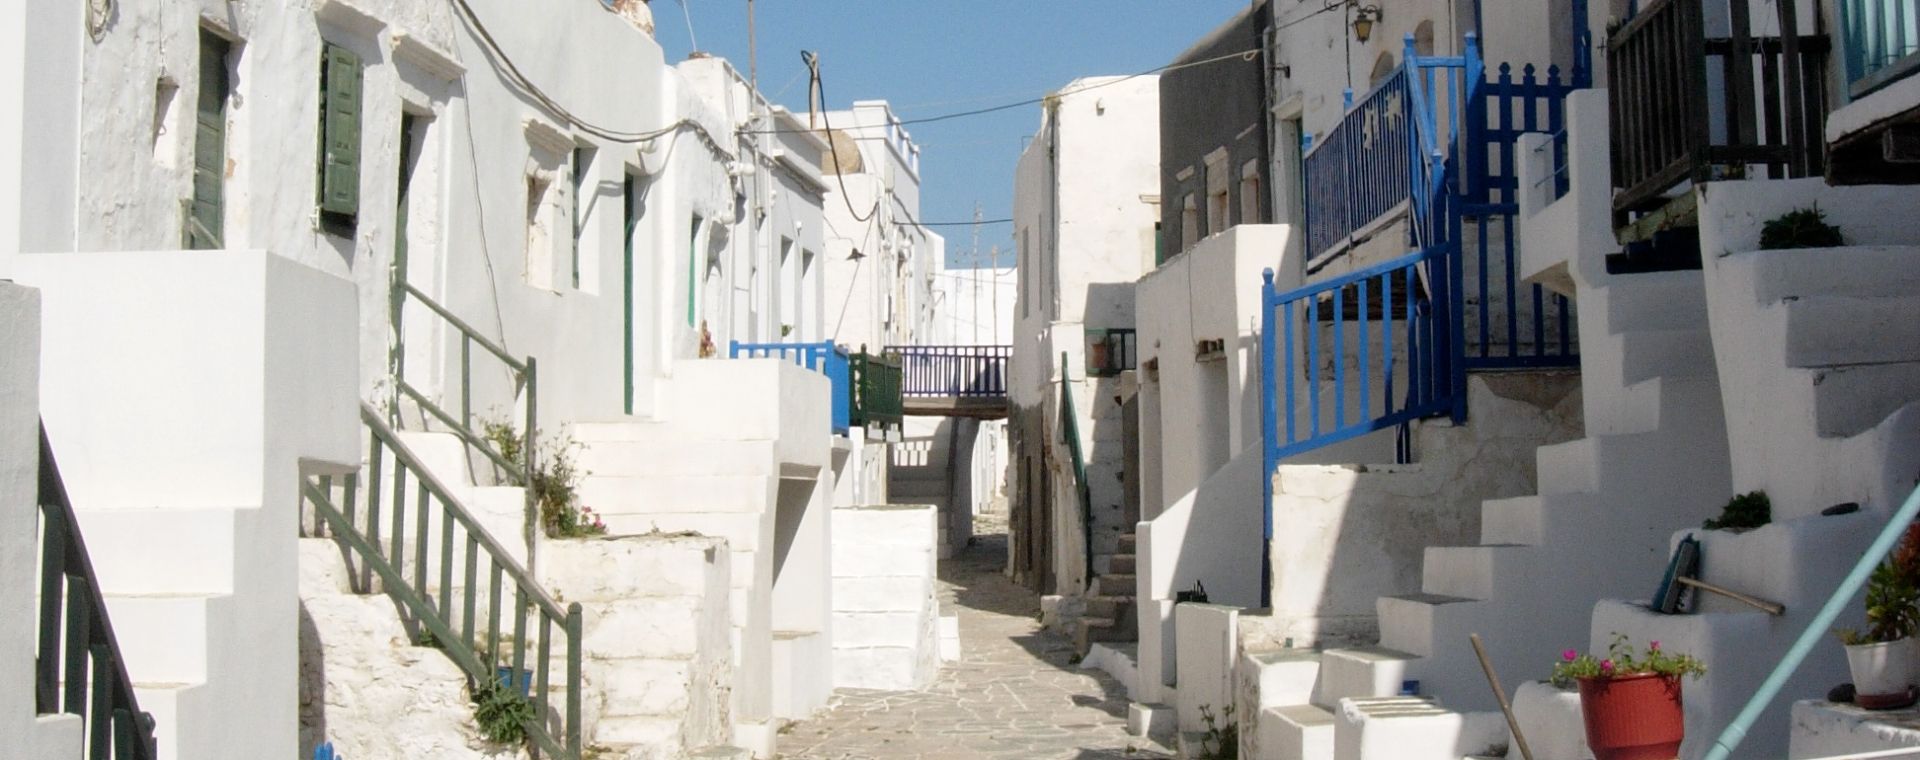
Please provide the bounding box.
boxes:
[817,101,940,353]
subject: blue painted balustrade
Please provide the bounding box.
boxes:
[729,340,852,434]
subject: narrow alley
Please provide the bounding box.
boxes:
[779,519,1171,760]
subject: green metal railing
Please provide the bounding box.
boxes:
[393,282,538,552]
[35,424,158,760]
[1059,352,1094,588]
[1702,482,1920,759]
[303,404,582,759]
[850,348,904,431]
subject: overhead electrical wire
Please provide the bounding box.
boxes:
[807,51,881,224]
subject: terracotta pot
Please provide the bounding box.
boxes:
[1845,637,1920,708]
[1577,673,1684,760]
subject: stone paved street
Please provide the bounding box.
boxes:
[777,520,1171,760]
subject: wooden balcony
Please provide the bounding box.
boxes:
[1608,0,1830,223]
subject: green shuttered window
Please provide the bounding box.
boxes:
[187,30,230,250]
[318,42,363,220]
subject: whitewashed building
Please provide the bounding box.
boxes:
[0,0,949,757]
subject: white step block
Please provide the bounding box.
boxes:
[1812,361,1920,438]
[581,475,772,515]
[1534,439,1597,496]
[105,593,230,684]
[1378,595,1477,658]
[1317,647,1419,709]
[1129,702,1176,740]
[1334,697,1507,760]
[1508,680,1591,760]
[1747,245,1920,303]
[1612,328,1715,384]
[77,507,238,594]
[1480,496,1545,546]
[135,681,211,760]
[1421,547,1507,599]
[1789,699,1920,759]
[602,512,766,551]
[1784,295,1920,369]
[1597,272,1708,334]
[1246,649,1323,709]
[391,431,476,489]
[1262,704,1335,760]
[576,438,775,478]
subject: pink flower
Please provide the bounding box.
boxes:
[1600,659,1615,674]
[1649,640,1661,651]
[1562,649,1578,662]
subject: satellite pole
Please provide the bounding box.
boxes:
[971,203,983,344]
[746,0,758,90]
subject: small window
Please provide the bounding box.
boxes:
[317,41,364,225]
[187,30,232,250]
[570,145,596,289]
[687,215,702,326]
[1086,329,1137,377]
[525,173,557,289]
[1239,160,1263,225]
[1180,195,1200,250]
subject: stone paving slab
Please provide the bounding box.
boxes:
[777,529,1171,760]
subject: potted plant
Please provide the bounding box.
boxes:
[1554,634,1705,760]
[1837,557,1920,709]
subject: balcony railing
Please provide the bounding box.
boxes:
[729,340,852,434]
[35,425,158,760]
[888,345,1010,399]
[1608,0,1829,216]
[849,349,904,431]
[302,405,583,759]
[1303,67,1415,260]
[1841,0,1920,96]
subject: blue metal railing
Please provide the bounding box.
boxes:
[1303,67,1415,259]
[730,340,851,434]
[1462,60,1581,369]
[1841,0,1919,96]
[886,345,1010,399]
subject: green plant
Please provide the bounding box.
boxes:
[1759,205,1844,250]
[1197,704,1238,759]
[483,421,605,539]
[1839,560,1920,645]
[1703,491,1771,531]
[471,677,535,745]
[1552,634,1705,687]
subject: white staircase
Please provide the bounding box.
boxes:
[1244,268,1737,760]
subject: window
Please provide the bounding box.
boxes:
[623,171,644,414]
[317,41,364,226]
[1208,186,1229,235]
[778,237,797,336]
[1086,329,1137,377]
[570,145,596,290]
[525,172,557,289]
[187,30,232,250]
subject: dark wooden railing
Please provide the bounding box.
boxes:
[35,425,158,760]
[1609,0,1829,216]
[888,345,1010,399]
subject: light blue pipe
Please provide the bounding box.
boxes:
[1703,482,1920,759]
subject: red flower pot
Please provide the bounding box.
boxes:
[1577,673,1685,760]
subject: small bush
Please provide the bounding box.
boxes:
[1198,704,1238,759]
[1759,206,1844,250]
[1703,491,1771,531]
[472,677,534,745]
[482,421,606,539]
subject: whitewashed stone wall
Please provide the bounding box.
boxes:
[831,504,940,690]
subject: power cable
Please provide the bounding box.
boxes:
[806,51,880,223]
[746,46,1267,136]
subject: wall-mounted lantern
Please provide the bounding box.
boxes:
[1351,5,1383,43]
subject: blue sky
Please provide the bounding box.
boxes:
[651,0,1255,268]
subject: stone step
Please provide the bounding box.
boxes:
[1085,594,1133,619]
[1746,244,1920,303]
[575,437,775,478]
[1117,533,1137,553]
[1420,546,1519,600]
[106,593,234,685]
[1260,704,1335,760]
[688,746,753,760]
[1792,699,1920,758]
[1093,573,1136,598]
[1784,294,1920,369]
[1108,553,1137,575]
[1479,495,1546,546]
[1609,327,1716,385]
[579,474,772,515]
[1074,616,1138,655]
[1596,270,1708,335]
[1812,361,1920,438]
[1533,438,1597,496]
[1507,680,1590,760]
[1316,647,1422,710]
[1333,697,1508,760]
[1244,649,1322,709]
[1377,594,1481,658]
[76,507,239,594]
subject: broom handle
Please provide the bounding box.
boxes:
[1471,633,1536,760]
[1677,576,1786,615]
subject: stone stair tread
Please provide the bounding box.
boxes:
[1386,593,1476,606]
[1271,703,1336,724]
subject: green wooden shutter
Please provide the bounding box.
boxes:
[318,42,363,218]
[188,31,230,250]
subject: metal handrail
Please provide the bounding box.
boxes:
[1702,482,1920,760]
[1058,352,1094,589]
[35,424,158,760]
[303,403,582,759]
[392,282,538,556]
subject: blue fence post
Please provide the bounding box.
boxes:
[1259,269,1278,610]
